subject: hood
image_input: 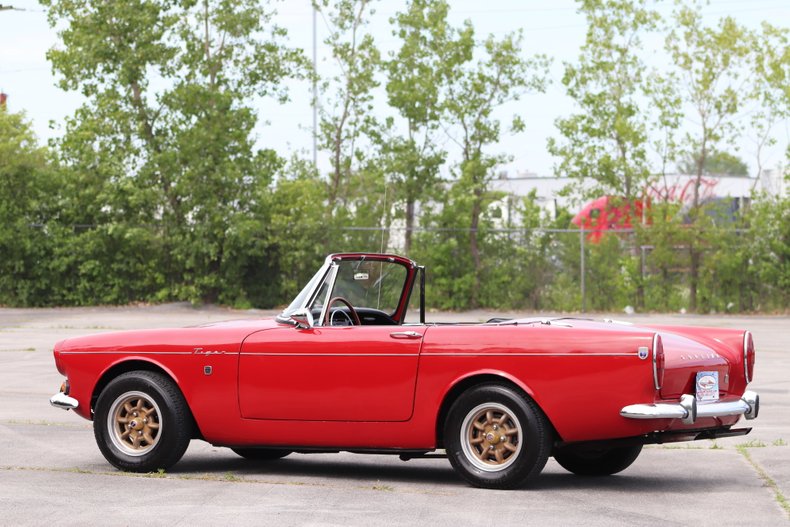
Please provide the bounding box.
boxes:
[54,317,283,354]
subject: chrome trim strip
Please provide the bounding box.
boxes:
[50,392,79,410]
[61,350,635,357]
[743,331,753,383]
[620,391,759,425]
[652,333,661,391]
[420,352,636,357]
[57,351,197,355]
[242,353,420,357]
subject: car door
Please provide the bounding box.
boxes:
[238,325,426,421]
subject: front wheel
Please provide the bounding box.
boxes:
[443,384,552,489]
[553,444,642,476]
[94,371,192,472]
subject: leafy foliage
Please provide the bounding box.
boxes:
[548,0,658,202]
[0,1,788,313]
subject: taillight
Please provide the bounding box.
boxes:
[744,331,755,383]
[653,334,665,391]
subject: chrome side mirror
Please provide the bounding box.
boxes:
[290,308,314,330]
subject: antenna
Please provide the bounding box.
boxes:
[379,182,387,254]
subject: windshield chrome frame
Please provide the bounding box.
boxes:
[316,262,340,326]
[276,257,333,323]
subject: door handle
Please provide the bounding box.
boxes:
[390,331,423,339]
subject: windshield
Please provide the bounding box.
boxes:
[279,256,413,324]
[321,259,408,316]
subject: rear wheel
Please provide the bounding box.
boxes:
[94,371,192,472]
[231,448,291,461]
[553,444,642,476]
[443,384,552,489]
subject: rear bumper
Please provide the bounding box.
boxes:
[620,390,759,425]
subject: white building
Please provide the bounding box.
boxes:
[489,166,786,225]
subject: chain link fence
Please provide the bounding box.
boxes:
[338,225,773,314]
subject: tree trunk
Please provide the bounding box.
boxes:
[404,198,414,256]
[688,142,707,313]
[469,186,482,309]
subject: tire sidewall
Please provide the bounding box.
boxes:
[94,371,189,472]
[554,444,643,476]
[444,384,550,489]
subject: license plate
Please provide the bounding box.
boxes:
[696,371,719,403]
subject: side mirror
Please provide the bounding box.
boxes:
[290,308,314,330]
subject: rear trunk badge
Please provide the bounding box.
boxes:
[637,346,649,360]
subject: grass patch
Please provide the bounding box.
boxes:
[0,347,35,352]
[736,444,790,518]
[773,439,788,447]
[653,443,706,450]
[1,419,89,429]
[0,465,452,496]
[737,439,767,449]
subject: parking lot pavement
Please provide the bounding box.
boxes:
[0,305,788,525]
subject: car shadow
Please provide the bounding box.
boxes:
[173,454,464,486]
[168,453,723,492]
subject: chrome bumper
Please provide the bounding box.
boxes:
[621,391,759,425]
[50,392,79,410]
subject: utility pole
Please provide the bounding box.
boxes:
[312,4,318,167]
[1,4,22,109]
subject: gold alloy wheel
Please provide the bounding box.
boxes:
[107,391,162,457]
[460,402,523,472]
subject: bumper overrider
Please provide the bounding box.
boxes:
[621,391,759,425]
[50,391,79,410]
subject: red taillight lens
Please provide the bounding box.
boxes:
[744,331,755,383]
[653,334,665,391]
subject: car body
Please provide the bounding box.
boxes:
[51,252,759,489]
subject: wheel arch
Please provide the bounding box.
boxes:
[91,359,203,440]
[434,371,560,448]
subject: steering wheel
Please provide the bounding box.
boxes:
[322,296,361,326]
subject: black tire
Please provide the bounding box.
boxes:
[553,444,642,476]
[443,384,552,489]
[231,448,291,461]
[94,370,192,472]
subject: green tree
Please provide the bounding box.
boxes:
[748,193,790,310]
[441,30,548,307]
[384,0,463,255]
[314,0,381,212]
[0,108,54,305]
[665,4,754,311]
[753,23,790,172]
[548,0,659,203]
[43,0,304,303]
[677,151,748,176]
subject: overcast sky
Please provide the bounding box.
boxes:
[1,0,788,178]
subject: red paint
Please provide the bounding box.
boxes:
[571,196,647,242]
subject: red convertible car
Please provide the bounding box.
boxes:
[50,253,759,489]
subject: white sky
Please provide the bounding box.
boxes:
[1,0,788,178]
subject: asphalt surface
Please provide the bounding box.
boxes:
[0,304,788,526]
